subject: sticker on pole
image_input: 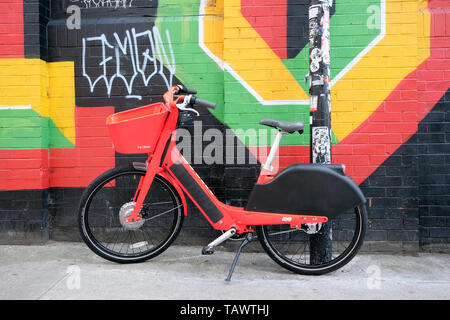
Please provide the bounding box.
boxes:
[312,127,331,164]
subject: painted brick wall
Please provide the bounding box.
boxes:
[418,89,450,249]
[0,0,24,58]
[0,0,449,252]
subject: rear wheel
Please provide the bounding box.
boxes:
[78,165,184,263]
[256,205,367,275]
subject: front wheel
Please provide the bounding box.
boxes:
[78,165,184,263]
[257,205,367,275]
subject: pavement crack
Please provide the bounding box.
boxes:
[36,272,70,300]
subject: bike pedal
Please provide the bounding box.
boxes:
[201,246,215,255]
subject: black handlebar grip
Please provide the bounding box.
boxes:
[177,85,197,95]
[192,97,216,110]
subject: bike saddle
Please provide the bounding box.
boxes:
[260,119,305,134]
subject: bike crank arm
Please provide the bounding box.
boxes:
[202,228,237,255]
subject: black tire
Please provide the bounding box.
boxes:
[78,164,184,263]
[257,205,367,275]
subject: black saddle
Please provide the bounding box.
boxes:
[260,119,305,134]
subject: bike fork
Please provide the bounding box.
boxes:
[127,158,161,223]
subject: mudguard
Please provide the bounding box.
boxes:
[245,164,366,218]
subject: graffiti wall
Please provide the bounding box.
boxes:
[0,0,449,249]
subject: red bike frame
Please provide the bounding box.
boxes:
[126,87,328,234]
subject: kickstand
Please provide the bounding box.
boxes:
[225,232,254,282]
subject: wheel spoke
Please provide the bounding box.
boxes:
[266,228,303,237]
[144,205,183,222]
[79,169,184,262]
[258,206,366,275]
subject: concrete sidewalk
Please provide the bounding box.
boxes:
[0,241,449,300]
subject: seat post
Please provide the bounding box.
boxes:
[262,130,286,171]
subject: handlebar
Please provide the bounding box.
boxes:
[190,96,216,110]
[176,85,197,95]
[164,85,216,112]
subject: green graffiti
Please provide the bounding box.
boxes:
[283,0,383,94]
[0,109,74,150]
[156,0,381,148]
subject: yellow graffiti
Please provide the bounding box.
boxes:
[331,0,430,140]
[0,58,76,144]
[202,0,431,141]
[203,0,309,103]
[203,0,224,61]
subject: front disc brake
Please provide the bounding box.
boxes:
[119,202,145,230]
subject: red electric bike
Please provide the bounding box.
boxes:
[78,85,367,280]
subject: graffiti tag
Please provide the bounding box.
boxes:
[82,27,175,100]
[70,0,135,8]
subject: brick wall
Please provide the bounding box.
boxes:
[0,0,449,252]
[418,89,450,250]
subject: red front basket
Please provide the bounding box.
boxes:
[106,103,169,154]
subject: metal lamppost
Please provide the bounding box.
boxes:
[308,0,333,264]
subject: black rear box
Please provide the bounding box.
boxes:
[245,164,366,218]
